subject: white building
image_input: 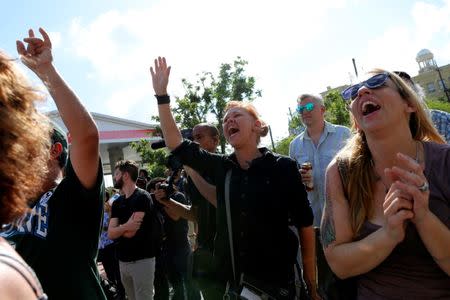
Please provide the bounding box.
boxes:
[47,111,160,186]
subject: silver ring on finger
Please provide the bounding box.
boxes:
[417,181,429,192]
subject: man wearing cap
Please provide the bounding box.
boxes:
[289,94,351,226]
[0,28,105,299]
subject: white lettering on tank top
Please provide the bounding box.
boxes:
[0,190,52,240]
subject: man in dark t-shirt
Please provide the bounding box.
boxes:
[187,124,218,252]
[1,27,105,300]
[109,160,157,300]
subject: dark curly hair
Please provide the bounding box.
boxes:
[0,51,51,224]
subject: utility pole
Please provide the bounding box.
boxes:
[435,63,450,102]
[352,58,359,79]
[268,125,276,151]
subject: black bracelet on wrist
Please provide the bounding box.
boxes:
[155,94,170,105]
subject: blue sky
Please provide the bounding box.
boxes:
[2,0,450,143]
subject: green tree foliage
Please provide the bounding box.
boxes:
[426,98,450,113]
[130,139,168,178]
[171,57,262,153]
[274,135,295,156]
[289,114,304,132]
[323,90,351,127]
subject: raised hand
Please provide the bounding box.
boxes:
[150,56,171,96]
[16,28,53,76]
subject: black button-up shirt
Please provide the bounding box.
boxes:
[172,141,313,287]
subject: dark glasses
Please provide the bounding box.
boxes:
[341,72,390,101]
[393,71,411,81]
[297,102,315,113]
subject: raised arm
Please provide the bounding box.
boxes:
[321,160,413,279]
[17,28,99,189]
[154,187,198,222]
[150,57,182,150]
[184,165,217,207]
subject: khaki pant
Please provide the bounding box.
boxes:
[119,257,156,300]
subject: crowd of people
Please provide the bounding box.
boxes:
[0,27,449,300]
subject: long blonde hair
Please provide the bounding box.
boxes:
[339,69,445,237]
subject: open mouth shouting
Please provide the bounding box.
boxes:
[228,127,240,138]
[361,100,381,117]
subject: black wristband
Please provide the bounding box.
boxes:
[156,94,170,105]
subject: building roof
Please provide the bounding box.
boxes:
[46,111,160,144]
[416,49,434,62]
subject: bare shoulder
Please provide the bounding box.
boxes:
[0,263,37,300]
[326,159,343,186]
[321,159,353,249]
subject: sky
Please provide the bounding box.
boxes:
[2,0,450,146]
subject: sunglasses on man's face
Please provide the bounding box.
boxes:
[297,102,315,113]
[341,72,390,101]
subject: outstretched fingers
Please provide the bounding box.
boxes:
[38,27,52,48]
[150,56,171,95]
[154,57,170,74]
[16,40,27,56]
[158,56,166,71]
[26,29,36,56]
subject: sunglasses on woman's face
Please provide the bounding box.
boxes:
[297,102,315,113]
[341,72,390,101]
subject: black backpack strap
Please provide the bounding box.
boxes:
[0,253,48,299]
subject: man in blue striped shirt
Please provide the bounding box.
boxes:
[289,94,351,226]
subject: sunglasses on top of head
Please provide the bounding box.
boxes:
[297,102,315,113]
[341,72,390,101]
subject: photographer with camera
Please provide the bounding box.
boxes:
[148,175,191,300]
[151,124,220,299]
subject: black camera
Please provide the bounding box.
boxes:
[151,128,193,150]
[166,155,183,172]
[150,129,191,202]
[156,182,173,199]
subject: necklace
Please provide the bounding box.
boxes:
[372,141,420,193]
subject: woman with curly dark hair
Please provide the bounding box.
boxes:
[0,50,50,299]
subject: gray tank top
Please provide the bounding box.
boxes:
[356,142,450,300]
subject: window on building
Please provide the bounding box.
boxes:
[427,83,436,93]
